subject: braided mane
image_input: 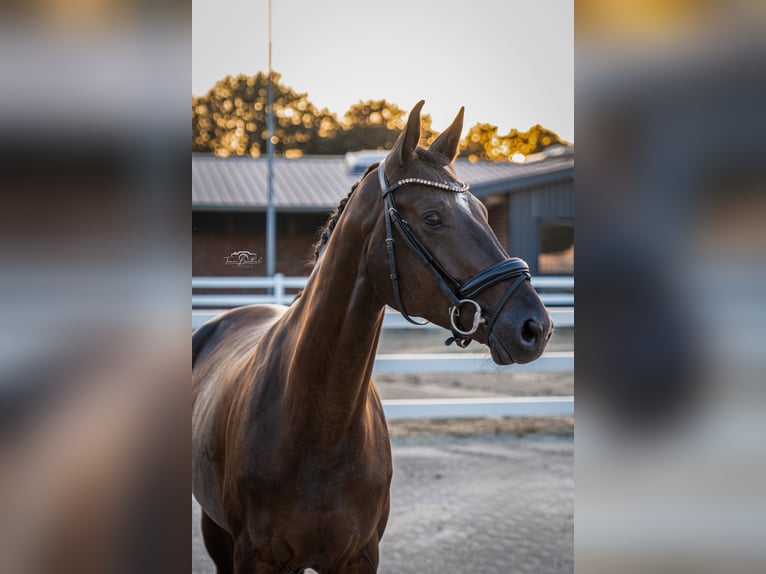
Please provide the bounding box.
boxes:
[312,161,380,262]
[312,148,451,264]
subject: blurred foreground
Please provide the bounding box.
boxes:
[576,1,766,572]
[0,1,189,572]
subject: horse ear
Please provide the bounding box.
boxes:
[391,100,425,167]
[429,106,464,164]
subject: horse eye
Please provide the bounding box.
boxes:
[423,213,442,227]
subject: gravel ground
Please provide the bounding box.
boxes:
[192,432,573,574]
[379,432,573,574]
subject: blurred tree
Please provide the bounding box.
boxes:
[460,122,568,161]
[419,113,439,147]
[192,72,567,160]
[191,72,341,157]
[461,123,501,161]
[331,100,439,151]
[338,99,406,151]
[192,95,212,153]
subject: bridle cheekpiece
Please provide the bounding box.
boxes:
[377,156,532,348]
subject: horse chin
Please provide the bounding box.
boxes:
[487,334,516,366]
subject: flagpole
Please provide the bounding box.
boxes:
[265,0,276,277]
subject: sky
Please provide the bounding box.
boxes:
[192,0,573,142]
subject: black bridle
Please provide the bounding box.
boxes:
[377,156,531,348]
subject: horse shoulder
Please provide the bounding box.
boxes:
[192,304,288,527]
[193,305,287,364]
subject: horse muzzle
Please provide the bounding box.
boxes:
[487,308,553,365]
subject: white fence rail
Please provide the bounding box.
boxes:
[192,274,574,327]
[192,274,573,307]
[192,308,574,331]
[191,275,574,420]
[373,352,573,374]
[382,396,574,419]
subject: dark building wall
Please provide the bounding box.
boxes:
[193,176,574,277]
[194,207,524,278]
[486,197,510,253]
[508,178,574,274]
[193,211,328,276]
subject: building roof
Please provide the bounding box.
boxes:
[192,152,574,212]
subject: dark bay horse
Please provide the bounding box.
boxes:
[192,101,553,573]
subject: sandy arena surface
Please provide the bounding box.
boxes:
[192,432,573,574]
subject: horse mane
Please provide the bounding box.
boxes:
[311,148,453,264]
[312,161,380,263]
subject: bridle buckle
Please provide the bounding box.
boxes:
[449,299,486,337]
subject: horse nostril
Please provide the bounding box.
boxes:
[521,319,543,346]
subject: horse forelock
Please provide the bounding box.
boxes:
[414,146,453,170]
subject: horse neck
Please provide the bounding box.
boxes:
[281,198,385,442]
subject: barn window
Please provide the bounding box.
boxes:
[537,217,573,274]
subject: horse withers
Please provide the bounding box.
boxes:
[192,101,553,573]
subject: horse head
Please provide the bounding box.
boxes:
[360,101,554,365]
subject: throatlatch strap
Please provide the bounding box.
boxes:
[381,175,429,325]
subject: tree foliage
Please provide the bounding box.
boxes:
[192,72,567,160]
[339,99,405,151]
[460,123,568,161]
[339,100,438,150]
[192,72,342,157]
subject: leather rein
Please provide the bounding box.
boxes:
[377,156,531,348]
